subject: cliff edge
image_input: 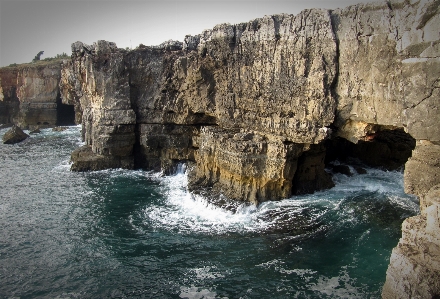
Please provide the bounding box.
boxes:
[1,0,439,297]
[58,2,440,295]
[0,59,76,129]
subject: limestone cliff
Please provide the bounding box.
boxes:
[0,60,76,129]
[382,143,440,298]
[61,9,339,202]
[3,0,437,296]
[61,0,439,201]
[331,2,440,296]
[0,67,20,124]
[333,0,440,143]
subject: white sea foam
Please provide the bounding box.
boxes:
[111,165,417,239]
[192,266,225,280]
[179,286,222,299]
[139,163,419,235]
[308,268,365,299]
[256,259,317,283]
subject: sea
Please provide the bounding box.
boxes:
[0,125,419,299]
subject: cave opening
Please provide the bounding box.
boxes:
[325,128,416,172]
[289,128,416,197]
[291,143,335,195]
[56,97,76,126]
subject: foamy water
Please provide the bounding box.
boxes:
[0,125,419,298]
[137,163,418,237]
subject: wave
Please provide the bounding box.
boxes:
[137,163,419,236]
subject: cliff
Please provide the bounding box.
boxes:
[58,2,439,295]
[382,144,440,298]
[0,67,20,124]
[1,0,439,296]
[0,60,76,129]
[61,10,339,202]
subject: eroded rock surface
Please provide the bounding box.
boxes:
[60,1,439,205]
[0,60,77,129]
[8,1,439,295]
[16,64,61,129]
[61,41,137,170]
[2,125,29,144]
[188,127,301,204]
[333,0,440,143]
[70,145,133,171]
[383,143,440,298]
[0,68,20,124]
[383,177,440,298]
[62,9,338,198]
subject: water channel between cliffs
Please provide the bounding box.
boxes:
[0,126,419,298]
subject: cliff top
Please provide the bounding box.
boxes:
[0,58,66,72]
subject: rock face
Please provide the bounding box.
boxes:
[0,60,77,129]
[333,0,440,144]
[328,1,440,296]
[382,143,440,299]
[2,125,29,144]
[60,41,137,170]
[62,9,338,202]
[61,0,439,197]
[70,145,133,171]
[15,63,61,128]
[5,0,438,296]
[0,67,20,124]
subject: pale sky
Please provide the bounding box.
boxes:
[0,0,367,67]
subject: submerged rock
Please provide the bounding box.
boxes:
[30,128,41,134]
[330,164,352,176]
[2,125,29,144]
[354,166,367,175]
[52,126,67,132]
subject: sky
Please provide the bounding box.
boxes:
[0,0,367,67]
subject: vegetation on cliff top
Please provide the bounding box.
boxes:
[4,52,70,69]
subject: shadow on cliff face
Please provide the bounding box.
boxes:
[325,128,416,171]
[0,85,20,124]
[56,97,76,126]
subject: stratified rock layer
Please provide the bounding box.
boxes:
[382,143,440,299]
[0,68,20,124]
[62,9,338,199]
[6,0,438,296]
[0,60,77,129]
[16,64,61,129]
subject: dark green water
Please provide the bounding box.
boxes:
[0,126,419,298]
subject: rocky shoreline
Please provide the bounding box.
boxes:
[1,0,439,297]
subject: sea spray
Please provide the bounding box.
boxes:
[0,125,419,298]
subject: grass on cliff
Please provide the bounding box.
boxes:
[3,53,70,70]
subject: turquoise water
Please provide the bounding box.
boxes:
[0,126,419,298]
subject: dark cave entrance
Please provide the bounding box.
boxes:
[291,143,335,195]
[325,128,416,172]
[56,97,76,126]
[289,128,416,197]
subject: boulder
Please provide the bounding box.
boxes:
[354,166,367,175]
[2,125,29,144]
[330,164,352,176]
[29,128,41,134]
[70,145,134,172]
[52,126,67,132]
